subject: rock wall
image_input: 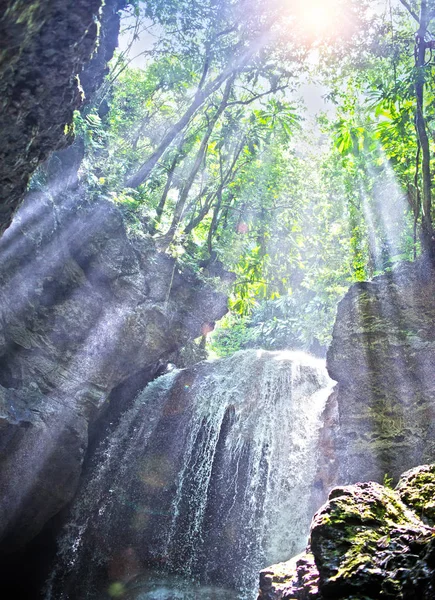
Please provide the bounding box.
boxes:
[259,260,435,599]
[319,261,435,489]
[0,187,227,551]
[258,463,435,600]
[0,0,125,233]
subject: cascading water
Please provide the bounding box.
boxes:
[46,349,334,599]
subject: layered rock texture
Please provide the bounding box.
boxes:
[0,188,227,551]
[0,0,124,233]
[259,463,435,600]
[316,261,435,493]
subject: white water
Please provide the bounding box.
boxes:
[46,350,334,599]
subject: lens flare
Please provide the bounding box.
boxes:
[292,0,342,40]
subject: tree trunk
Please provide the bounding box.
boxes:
[157,77,234,250]
[125,90,210,188]
[124,35,265,189]
[415,1,434,256]
[150,153,179,234]
[184,137,245,237]
[184,187,216,235]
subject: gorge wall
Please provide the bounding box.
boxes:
[313,259,435,498]
[0,186,227,552]
[0,0,228,559]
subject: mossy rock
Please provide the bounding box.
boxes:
[259,465,435,600]
[310,481,435,599]
[396,464,435,527]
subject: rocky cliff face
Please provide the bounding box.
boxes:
[0,187,227,552]
[0,0,125,233]
[317,261,435,490]
[258,463,435,600]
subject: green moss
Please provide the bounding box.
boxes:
[11,0,41,29]
[396,465,435,525]
[309,472,435,599]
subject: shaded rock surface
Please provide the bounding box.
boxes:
[258,463,435,600]
[0,188,227,551]
[0,0,125,233]
[316,261,435,492]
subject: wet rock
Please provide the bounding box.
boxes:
[395,464,435,527]
[0,384,87,549]
[47,350,331,598]
[258,463,435,600]
[311,482,434,599]
[258,553,321,600]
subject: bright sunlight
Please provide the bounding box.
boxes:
[292,0,343,40]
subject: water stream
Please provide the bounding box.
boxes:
[46,349,334,599]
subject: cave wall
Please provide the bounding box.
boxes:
[0,0,125,234]
[318,260,435,490]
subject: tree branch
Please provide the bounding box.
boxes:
[124,24,276,189]
[397,0,420,23]
[227,85,287,107]
[157,77,235,249]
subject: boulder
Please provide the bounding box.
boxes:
[258,553,320,600]
[258,463,435,600]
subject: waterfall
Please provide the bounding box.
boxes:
[46,350,334,599]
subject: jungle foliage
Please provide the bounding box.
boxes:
[73,0,435,355]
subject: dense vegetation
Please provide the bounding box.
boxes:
[47,0,435,355]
